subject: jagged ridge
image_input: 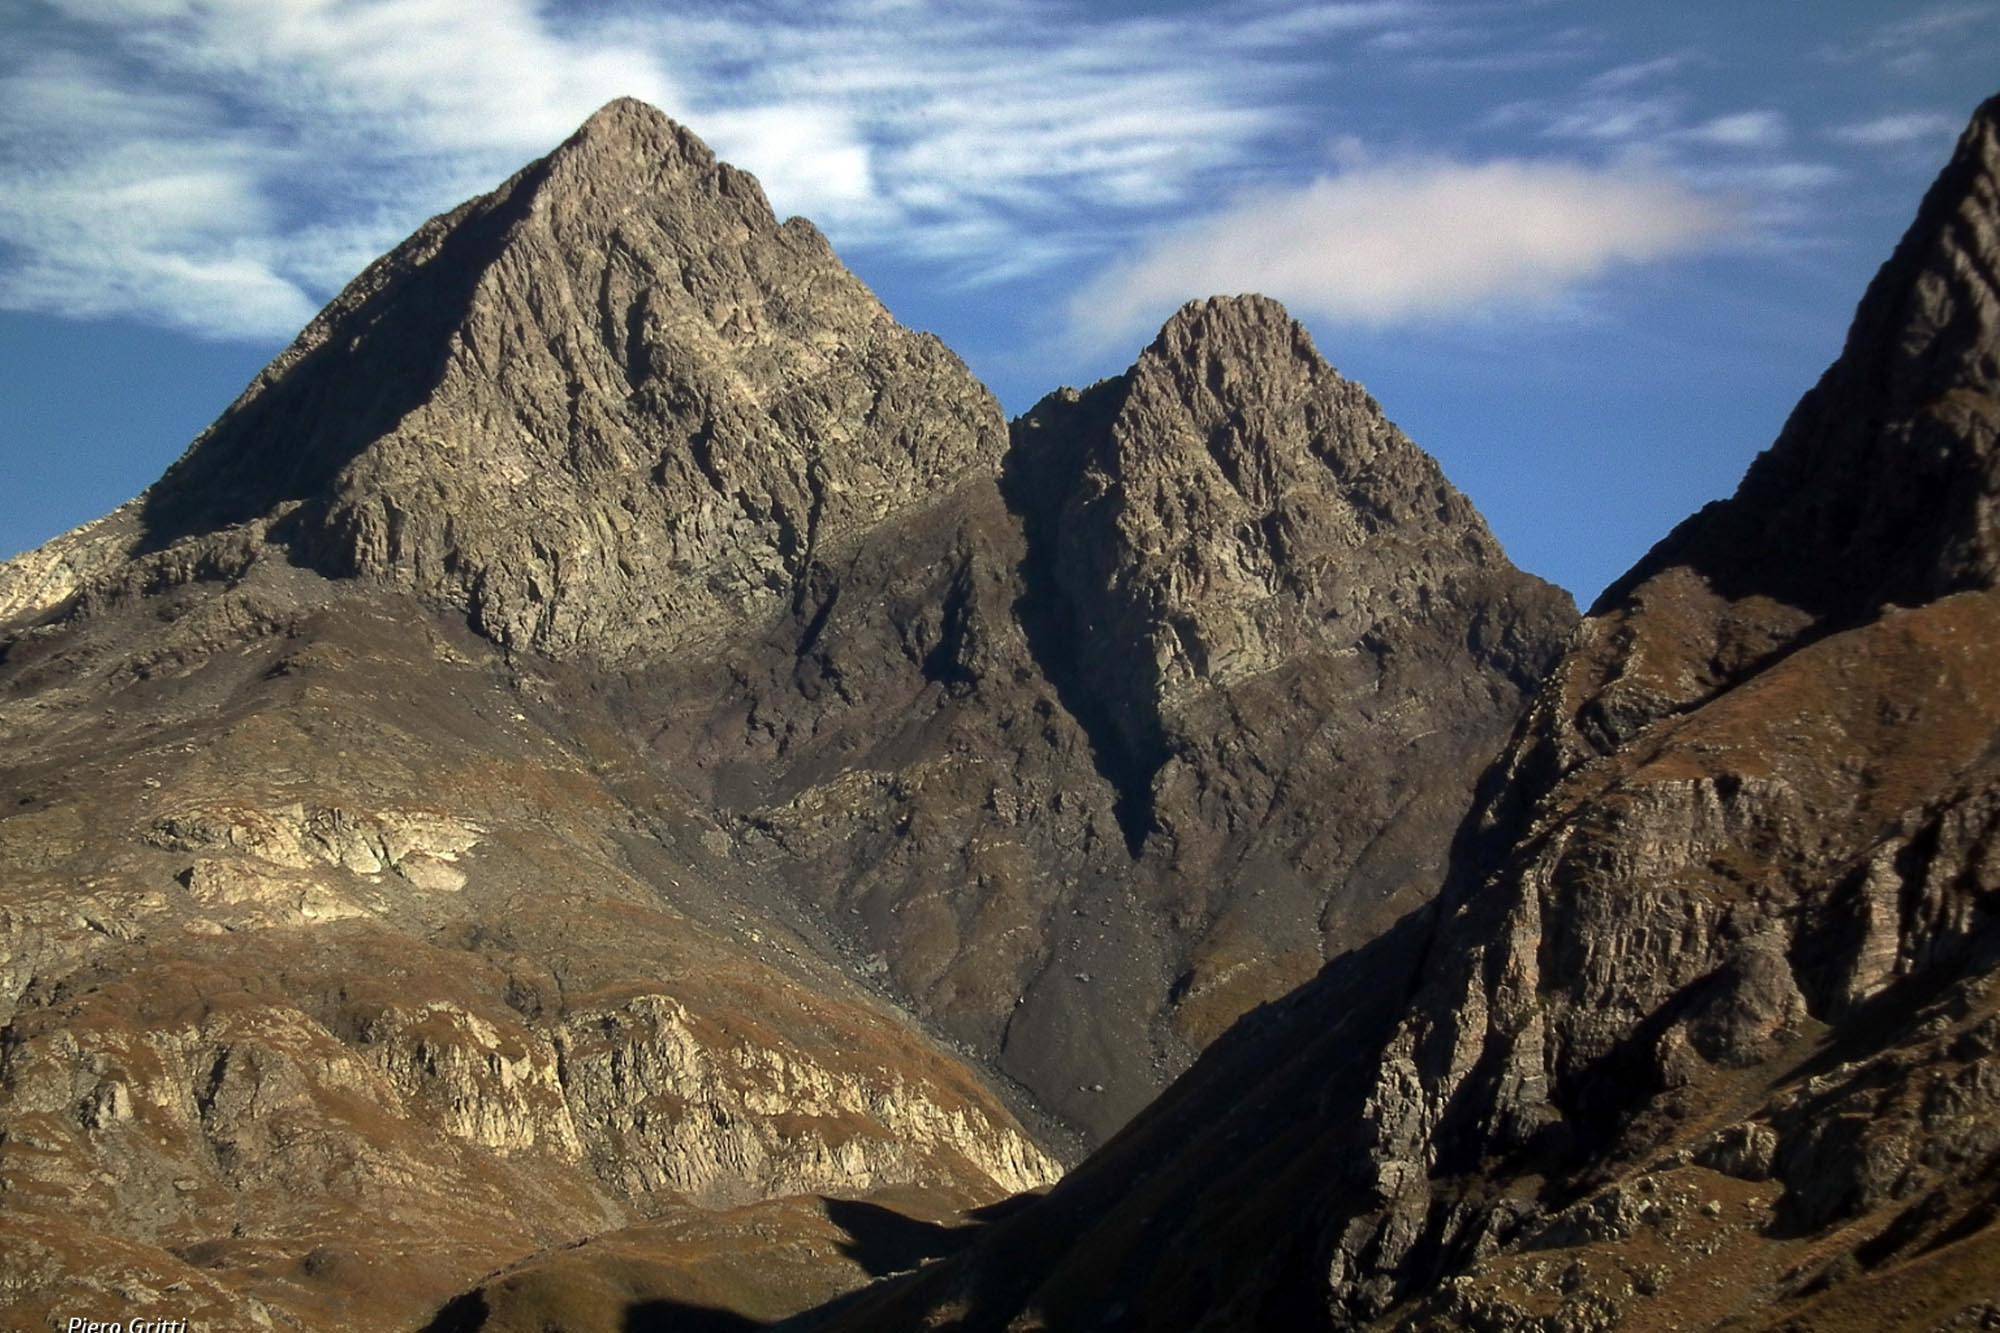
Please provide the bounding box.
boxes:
[809,90,2000,1333]
[3,98,1006,663]
[0,96,1584,1331]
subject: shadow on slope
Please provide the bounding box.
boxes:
[136,156,554,557]
[999,376,1165,859]
[625,1300,768,1332]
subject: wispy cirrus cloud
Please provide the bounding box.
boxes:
[4,0,679,336]
[3,0,1966,357]
[1583,54,1691,93]
[1067,158,1725,351]
[1830,111,1965,148]
[1816,2,2000,76]
[1480,54,1850,242]
[0,0,1423,339]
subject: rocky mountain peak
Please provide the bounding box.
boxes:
[1002,297,1571,1046]
[545,96,709,178]
[568,94,693,150]
[1837,91,2000,412]
[1141,293,1314,363]
[1529,95,2000,777]
[1605,93,1998,611]
[14,98,1005,663]
[532,97,784,241]
[1013,296,1565,748]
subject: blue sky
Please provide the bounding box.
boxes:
[2,1,1996,602]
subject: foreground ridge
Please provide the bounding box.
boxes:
[808,91,2000,1333]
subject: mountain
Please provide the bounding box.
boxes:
[0,97,1004,657]
[1009,296,1568,1053]
[813,92,2000,1332]
[0,100,1570,1329]
[744,295,1571,1139]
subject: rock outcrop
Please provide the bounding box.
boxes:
[1011,297,1570,1044]
[812,92,2000,1333]
[0,580,1058,1333]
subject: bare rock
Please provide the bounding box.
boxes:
[813,93,2000,1333]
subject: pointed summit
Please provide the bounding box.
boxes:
[1005,293,1571,1030]
[551,95,687,162]
[1014,294,1564,719]
[1550,93,2000,764]
[6,99,1004,661]
[1838,91,2000,402]
[1143,293,1311,360]
[1603,93,2000,622]
[537,97,755,214]
[572,94,681,140]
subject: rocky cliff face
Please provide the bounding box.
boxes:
[0,577,1058,1333]
[1011,297,1569,1044]
[0,98,1572,1330]
[815,93,2000,1333]
[0,99,1002,665]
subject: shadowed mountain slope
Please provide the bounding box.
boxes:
[803,91,2000,1333]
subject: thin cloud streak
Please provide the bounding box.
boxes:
[0,0,1879,347]
[1068,159,1728,351]
[1680,110,1789,149]
[1816,3,2000,76]
[1831,111,1964,147]
[0,0,1416,339]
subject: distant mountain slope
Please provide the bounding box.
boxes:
[813,91,2000,1333]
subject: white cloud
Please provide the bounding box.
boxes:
[1585,54,1690,92]
[0,0,1426,339]
[701,104,884,222]
[1681,110,1788,149]
[1068,159,1727,349]
[1830,111,1963,146]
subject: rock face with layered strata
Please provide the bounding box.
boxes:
[0,99,1002,663]
[0,578,1060,1333]
[817,92,2000,1333]
[1010,297,1570,1045]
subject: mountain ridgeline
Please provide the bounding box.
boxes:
[806,92,2000,1331]
[0,90,1992,1333]
[0,97,1567,1328]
